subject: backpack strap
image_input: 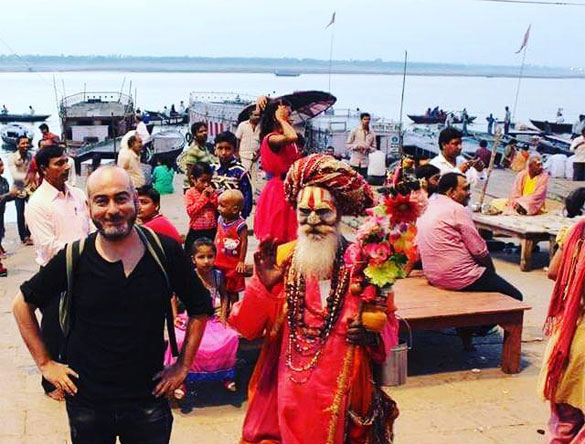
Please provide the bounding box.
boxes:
[135,225,180,357]
[59,238,86,338]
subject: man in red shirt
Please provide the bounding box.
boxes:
[38,124,60,149]
[137,186,182,244]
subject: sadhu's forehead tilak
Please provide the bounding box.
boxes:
[297,186,335,211]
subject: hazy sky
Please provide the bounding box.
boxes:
[1,0,584,67]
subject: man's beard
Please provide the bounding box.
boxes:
[294,224,341,280]
[93,213,136,241]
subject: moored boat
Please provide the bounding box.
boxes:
[274,70,301,77]
[144,110,189,126]
[0,113,50,123]
[529,119,573,134]
[408,114,477,124]
[1,123,34,146]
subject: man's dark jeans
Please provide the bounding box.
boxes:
[66,399,173,444]
[462,268,523,301]
[14,197,30,242]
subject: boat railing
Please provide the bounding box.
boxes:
[189,91,256,106]
[60,92,134,109]
[69,136,121,157]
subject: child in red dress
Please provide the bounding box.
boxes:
[214,189,248,309]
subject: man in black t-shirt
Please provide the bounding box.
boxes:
[12,166,213,444]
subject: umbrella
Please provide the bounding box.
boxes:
[237,90,336,125]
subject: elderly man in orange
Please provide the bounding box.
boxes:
[492,155,549,215]
[229,154,398,444]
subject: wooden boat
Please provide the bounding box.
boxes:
[529,119,573,134]
[0,113,50,123]
[1,123,33,146]
[408,114,476,124]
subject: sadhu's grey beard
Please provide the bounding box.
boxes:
[294,227,341,280]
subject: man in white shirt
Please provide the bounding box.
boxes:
[178,100,186,115]
[8,135,33,245]
[366,147,387,185]
[235,109,261,171]
[430,127,486,186]
[117,134,146,188]
[345,112,377,177]
[570,127,585,181]
[24,144,91,400]
[504,106,511,135]
[135,114,151,146]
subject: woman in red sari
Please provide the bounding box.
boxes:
[254,99,300,244]
[539,219,585,443]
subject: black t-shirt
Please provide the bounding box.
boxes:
[21,232,213,405]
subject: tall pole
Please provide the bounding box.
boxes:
[399,51,408,128]
[398,51,408,157]
[512,43,528,122]
[327,22,335,93]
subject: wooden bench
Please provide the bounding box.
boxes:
[393,275,531,374]
[472,212,571,271]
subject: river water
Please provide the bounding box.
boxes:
[1,70,583,222]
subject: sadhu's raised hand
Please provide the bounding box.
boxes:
[254,238,284,290]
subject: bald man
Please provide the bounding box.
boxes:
[13,166,213,444]
[492,155,550,215]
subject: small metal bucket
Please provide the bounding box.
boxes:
[381,316,412,387]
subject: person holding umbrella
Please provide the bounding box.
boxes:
[254,98,300,243]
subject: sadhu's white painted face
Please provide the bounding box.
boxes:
[296,186,339,240]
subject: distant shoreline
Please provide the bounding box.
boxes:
[0,67,583,80]
[0,55,583,80]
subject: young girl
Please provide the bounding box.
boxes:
[184,162,218,254]
[165,238,239,393]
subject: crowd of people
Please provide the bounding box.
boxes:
[3,94,585,443]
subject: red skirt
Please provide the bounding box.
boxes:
[254,178,297,244]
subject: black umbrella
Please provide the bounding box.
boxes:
[237,90,337,125]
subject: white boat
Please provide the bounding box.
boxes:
[1,123,34,147]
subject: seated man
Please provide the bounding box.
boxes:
[430,127,485,186]
[492,155,549,215]
[416,172,522,300]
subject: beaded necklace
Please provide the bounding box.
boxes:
[285,244,350,384]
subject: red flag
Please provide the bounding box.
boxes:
[325,12,336,29]
[515,25,531,54]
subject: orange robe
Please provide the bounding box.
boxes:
[505,170,549,215]
[229,272,394,444]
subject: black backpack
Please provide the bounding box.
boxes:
[58,225,179,359]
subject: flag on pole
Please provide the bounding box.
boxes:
[325,12,336,29]
[515,25,531,54]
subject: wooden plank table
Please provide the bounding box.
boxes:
[394,275,531,374]
[472,212,571,271]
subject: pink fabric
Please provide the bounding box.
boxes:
[255,134,300,243]
[548,403,585,444]
[144,214,182,244]
[164,313,238,373]
[506,169,549,215]
[416,194,488,290]
[229,275,390,444]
